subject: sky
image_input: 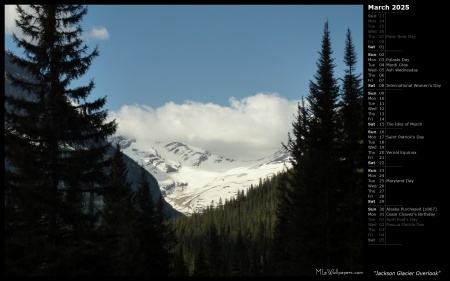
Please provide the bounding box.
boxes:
[4,4,363,160]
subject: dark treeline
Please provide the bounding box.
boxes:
[5,5,363,277]
[173,176,280,276]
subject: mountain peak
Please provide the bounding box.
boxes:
[109,135,136,150]
[112,135,291,215]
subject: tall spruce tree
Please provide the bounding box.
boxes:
[5,5,117,275]
[206,223,222,276]
[192,243,209,276]
[154,194,176,276]
[172,246,189,276]
[271,169,294,276]
[136,163,155,219]
[279,19,341,276]
[101,143,138,275]
[134,163,169,276]
[338,28,364,271]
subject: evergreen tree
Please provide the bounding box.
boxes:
[134,163,169,276]
[172,246,189,276]
[271,170,294,276]
[136,163,155,218]
[250,241,262,276]
[101,143,138,275]
[5,5,117,275]
[338,28,364,271]
[192,243,209,276]
[280,19,341,275]
[206,223,222,276]
[231,229,246,276]
[154,194,176,276]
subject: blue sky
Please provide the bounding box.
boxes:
[5,5,363,159]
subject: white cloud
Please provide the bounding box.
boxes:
[108,93,299,160]
[86,26,110,40]
[4,5,17,34]
[5,6,110,41]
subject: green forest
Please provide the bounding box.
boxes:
[5,5,363,276]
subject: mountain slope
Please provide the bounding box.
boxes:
[109,136,291,215]
[106,144,181,219]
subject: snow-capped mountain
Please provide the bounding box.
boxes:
[109,135,292,215]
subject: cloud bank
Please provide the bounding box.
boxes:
[108,93,299,160]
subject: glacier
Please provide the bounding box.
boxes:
[109,135,292,215]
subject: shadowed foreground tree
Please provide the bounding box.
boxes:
[154,194,176,276]
[337,28,364,272]
[5,5,117,275]
[275,20,363,275]
[293,19,341,275]
[101,143,137,275]
[133,163,175,276]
